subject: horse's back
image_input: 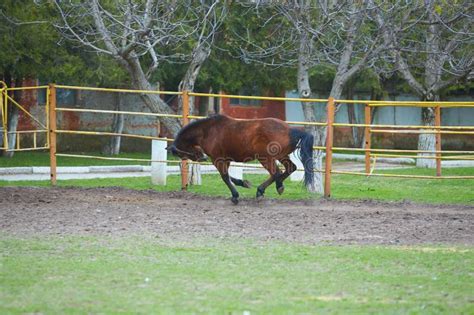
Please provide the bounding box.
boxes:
[207,115,293,161]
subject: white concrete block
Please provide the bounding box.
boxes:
[228,162,243,180]
[151,140,167,185]
[290,150,304,181]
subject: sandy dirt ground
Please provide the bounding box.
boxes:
[1,187,472,245]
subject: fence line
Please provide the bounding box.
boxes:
[1,83,473,197]
[55,129,174,142]
[56,107,184,119]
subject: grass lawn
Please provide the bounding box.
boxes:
[2,153,473,313]
[1,236,473,314]
[0,151,180,167]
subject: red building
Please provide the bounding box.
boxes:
[220,91,285,120]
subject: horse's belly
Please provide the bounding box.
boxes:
[226,150,257,162]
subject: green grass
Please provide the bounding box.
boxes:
[1,236,472,314]
[1,152,473,204]
[1,167,473,205]
[2,153,473,313]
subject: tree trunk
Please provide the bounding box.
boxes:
[417,4,440,169]
[361,87,381,148]
[103,93,125,155]
[178,44,211,186]
[124,56,181,137]
[4,82,22,158]
[298,31,323,194]
[345,86,363,147]
[4,105,19,158]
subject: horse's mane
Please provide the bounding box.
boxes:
[176,114,226,139]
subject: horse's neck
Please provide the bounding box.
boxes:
[179,120,208,145]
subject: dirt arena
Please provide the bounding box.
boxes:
[1,187,473,245]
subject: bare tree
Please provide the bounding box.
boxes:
[236,0,387,193]
[54,0,228,137]
[371,0,474,167]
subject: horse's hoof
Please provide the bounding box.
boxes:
[256,188,265,199]
[242,180,252,188]
[277,185,285,195]
[231,197,239,205]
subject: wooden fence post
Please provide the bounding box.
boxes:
[364,105,372,175]
[0,87,6,151]
[181,91,189,190]
[48,84,57,185]
[435,105,442,176]
[324,97,335,198]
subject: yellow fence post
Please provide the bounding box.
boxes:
[181,91,190,190]
[0,87,5,150]
[435,105,442,176]
[364,105,372,175]
[48,84,57,185]
[324,97,335,198]
[0,82,8,151]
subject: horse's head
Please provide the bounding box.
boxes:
[166,143,207,162]
[166,119,211,162]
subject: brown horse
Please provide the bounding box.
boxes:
[167,114,314,204]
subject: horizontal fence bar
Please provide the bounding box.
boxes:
[188,114,328,127]
[5,86,49,91]
[190,91,474,107]
[187,115,207,119]
[332,170,474,179]
[190,114,474,131]
[373,154,474,160]
[56,107,184,119]
[55,85,182,95]
[189,91,328,103]
[55,153,314,172]
[5,85,474,107]
[286,121,327,126]
[56,130,174,142]
[5,146,49,152]
[368,102,474,108]
[7,129,47,134]
[371,129,474,135]
[56,153,177,164]
[334,122,474,130]
[333,147,474,154]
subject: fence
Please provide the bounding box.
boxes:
[1,83,474,197]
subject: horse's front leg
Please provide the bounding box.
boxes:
[214,160,240,204]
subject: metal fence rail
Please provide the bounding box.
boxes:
[2,83,473,198]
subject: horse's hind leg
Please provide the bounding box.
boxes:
[275,156,297,195]
[231,177,252,188]
[214,160,240,204]
[256,158,280,199]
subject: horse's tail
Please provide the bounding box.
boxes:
[290,128,314,188]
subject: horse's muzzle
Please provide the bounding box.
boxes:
[197,155,208,162]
